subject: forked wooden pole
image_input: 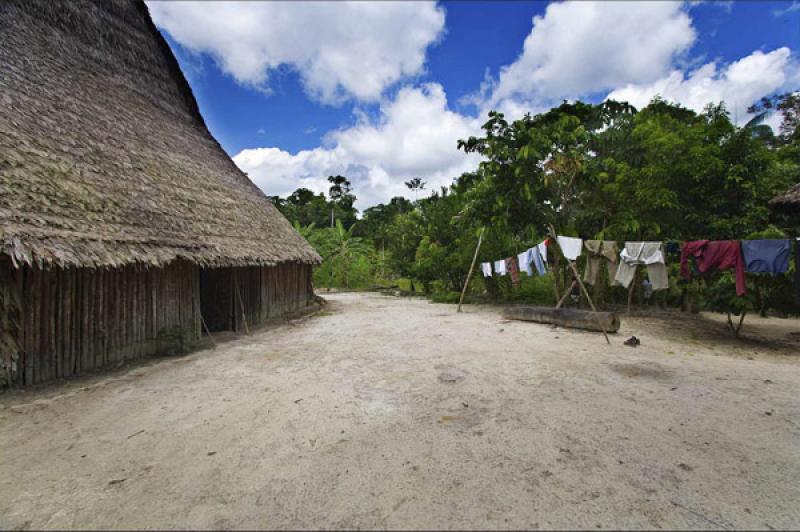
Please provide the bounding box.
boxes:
[568,261,610,344]
[547,224,610,344]
[457,227,485,313]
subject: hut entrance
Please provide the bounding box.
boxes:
[199,268,234,332]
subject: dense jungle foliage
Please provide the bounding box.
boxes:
[271,95,800,330]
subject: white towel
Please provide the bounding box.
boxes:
[480,262,492,277]
[494,260,507,276]
[557,236,583,261]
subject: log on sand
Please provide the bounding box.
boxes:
[503,306,620,333]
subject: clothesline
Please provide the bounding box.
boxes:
[481,236,800,297]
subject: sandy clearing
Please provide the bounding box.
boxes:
[1,292,799,530]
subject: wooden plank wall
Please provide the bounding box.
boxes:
[2,260,314,386]
[0,258,22,386]
[9,260,200,386]
[232,262,314,332]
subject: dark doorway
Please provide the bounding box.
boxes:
[199,268,233,332]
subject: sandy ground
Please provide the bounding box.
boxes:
[1,292,800,530]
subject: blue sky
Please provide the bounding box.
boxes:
[149,1,799,208]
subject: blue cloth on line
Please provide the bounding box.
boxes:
[741,239,791,274]
[531,245,547,275]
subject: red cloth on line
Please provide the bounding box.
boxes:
[680,240,746,296]
[505,257,520,288]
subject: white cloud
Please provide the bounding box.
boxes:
[147,1,445,103]
[481,1,695,113]
[170,1,796,210]
[607,48,796,124]
[233,84,482,208]
[773,1,800,17]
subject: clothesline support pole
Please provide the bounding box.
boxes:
[567,261,610,344]
[555,279,577,309]
[547,224,609,345]
[457,227,485,313]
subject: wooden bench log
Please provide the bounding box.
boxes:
[503,306,620,333]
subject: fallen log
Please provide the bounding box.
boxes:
[503,306,620,333]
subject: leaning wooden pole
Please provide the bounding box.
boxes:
[199,310,216,349]
[235,271,250,335]
[457,227,485,313]
[555,280,577,310]
[568,261,610,344]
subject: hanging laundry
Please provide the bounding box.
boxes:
[664,241,681,255]
[556,236,583,261]
[530,245,547,275]
[614,242,669,291]
[517,248,534,276]
[537,239,548,263]
[583,240,618,286]
[506,257,521,288]
[680,240,746,296]
[481,262,492,278]
[741,239,791,274]
[642,278,653,301]
[494,259,507,276]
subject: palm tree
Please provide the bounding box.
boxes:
[741,111,776,143]
[326,220,370,287]
[292,221,316,240]
[405,177,426,201]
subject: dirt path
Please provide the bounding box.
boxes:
[2,293,799,530]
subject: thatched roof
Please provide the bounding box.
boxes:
[0,0,321,268]
[770,183,800,210]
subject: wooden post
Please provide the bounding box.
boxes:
[457,227,485,313]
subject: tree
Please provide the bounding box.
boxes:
[749,91,800,144]
[327,175,357,228]
[405,177,426,201]
[313,220,371,288]
[357,196,413,277]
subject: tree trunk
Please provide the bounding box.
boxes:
[503,306,620,333]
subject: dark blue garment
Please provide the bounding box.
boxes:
[741,239,791,274]
[795,240,800,304]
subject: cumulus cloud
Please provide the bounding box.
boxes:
[147,1,445,103]
[607,48,796,124]
[773,1,800,17]
[233,84,482,208]
[481,1,695,112]
[166,1,796,209]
